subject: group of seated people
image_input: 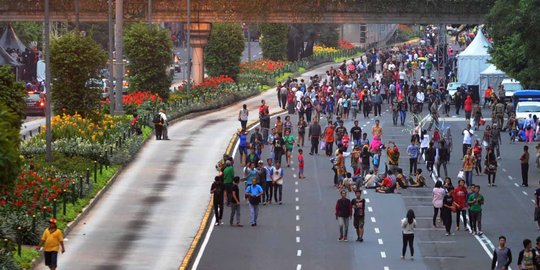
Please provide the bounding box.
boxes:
[337,168,427,194]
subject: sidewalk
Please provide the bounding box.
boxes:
[35,62,337,270]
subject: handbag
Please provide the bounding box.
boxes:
[320,141,326,150]
[457,170,465,180]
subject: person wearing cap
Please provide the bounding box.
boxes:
[37,218,65,270]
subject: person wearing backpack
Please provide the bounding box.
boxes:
[152,110,164,140]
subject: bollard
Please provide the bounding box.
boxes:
[32,215,36,232]
[86,168,90,185]
[63,190,67,216]
[71,182,76,203]
[53,199,57,219]
[94,161,97,183]
[38,126,41,133]
[29,130,32,137]
[79,176,83,197]
[42,206,47,220]
[123,132,126,142]
[109,146,113,157]
[17,227,21,256]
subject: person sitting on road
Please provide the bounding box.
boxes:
[362,170,379,189]
[409,169,427,187]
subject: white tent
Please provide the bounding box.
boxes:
[457,30,491,86]
[479,64,507,97]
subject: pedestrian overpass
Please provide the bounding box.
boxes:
[0,0,493,24]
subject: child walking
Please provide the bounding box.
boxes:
[298,149,305,179]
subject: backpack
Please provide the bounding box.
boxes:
[152,113,162,124]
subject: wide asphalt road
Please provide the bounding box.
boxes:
[196,80,537,269]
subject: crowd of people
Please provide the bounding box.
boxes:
[200,36,540,267]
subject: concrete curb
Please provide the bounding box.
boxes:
[178,109,285,270]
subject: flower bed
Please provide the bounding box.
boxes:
[101,91,164,115]
[338,39,354,50]
[240,59,286,74]
[314,45,339,54]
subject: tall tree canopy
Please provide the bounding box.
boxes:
[205,23,245,80]
[487,0,540,88]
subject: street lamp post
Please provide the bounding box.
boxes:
[148,0,152,24]
[108,0,114,113]
[114,0,124,115]
[44,0,52,162]
[186,0,191,95]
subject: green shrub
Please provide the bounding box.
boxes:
[0,103,22,192]
[50,32,107,117]
[0,65,25,128]
[260,23,288,61]
[124,23,173,99]
[205,23,245,80]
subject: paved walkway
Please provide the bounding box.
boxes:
[35,63,332,270]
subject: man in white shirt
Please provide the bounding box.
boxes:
[416,91,425,113]
[462,124,474,157]
[159,109,169,140]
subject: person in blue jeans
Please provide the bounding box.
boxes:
[246,178,263,226]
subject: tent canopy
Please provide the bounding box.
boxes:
[479,64,507,97]
[0,46,21,66]
[457,30,491,86]
[0,24,27,52]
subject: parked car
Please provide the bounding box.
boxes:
[501,78,523,101]
[25,91,45,116]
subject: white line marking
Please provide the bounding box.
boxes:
[297,250,302,256]
[371,217,377,223]
[295,181,298,185]
[380,251,386,258]
[363,190,367,195]
[523,191,529,196]
[296,205,300,211]
[502,168,507,172]
[384,267,390,270]
[362,124,366,127]
[378,239,384,245]
[367,121,371,124]
[508,176,513,180]
[532,199,536,204]
[365,198,370,203]
[428,169,498,265]
[296,237,300,243]
[368,206,373,212]
[292,168,295,171]
[296,215,300,221]
[514,183,520,187]
[297,264,302,270]
[296,225,300,232]
[192,116,281,270]
[374,227,380,234]
[295,197,299,202]
[295,188,299,193]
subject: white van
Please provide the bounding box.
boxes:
[501,78,523,100]
[515,101,540,127]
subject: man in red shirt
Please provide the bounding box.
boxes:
[259,99,270,142]
[452,179,469,231]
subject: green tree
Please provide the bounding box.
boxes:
[0,65,26,128]
[317,24,339,48]
[0,102,21,191]
[487,0,540,88]
[205,23,245,80]
[260,23,288,61]
[124,23,173,99]
[50,32,107,116]
[3,22,43,48]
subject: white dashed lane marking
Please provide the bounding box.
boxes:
[296,264,302,270]
[371,217,377,223]
[296,205,300,211]
[374,227,380,234]
[523,191,529,196]
[378,239,384,245]
[368,207,373,212]
[296,237,300,243]
[296,225,300,232]
[297,250,302,257]
[514,183,520,187]
[380,251,386,258]
[296,215,300,221]
[295,189,299,193]
[508,176,513,180]
[295,197,299,202]
[365,198,370,203]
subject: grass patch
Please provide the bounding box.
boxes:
[334,51,364,63]
[13,246,40,269]
[259,84,272,92]
[54,165,120,230]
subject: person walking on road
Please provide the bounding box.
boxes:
[238,104,249,130]
[517,239,537,270]
[335,190,352,242]
[468,185,484,235]
[350,120,362,147]
[533,236,540,269]
[324,121,336,156]
[401,209,416,260]
[463,148,476,187]
[159,109,169,140]
[462,124,474,157]
[246,178,263,226]
[297,116,307,147]
[452,179,469,232]
[229,177,243,227]
[308,119,322,155]
[521,145,530,187]
[351,190,366,242]
[432,181,445,227]
[259,99,270,142]
[491,236,512,270]
[272,161,284,204]
[407,139,420,176]
[223,160,234,205]
[298,149,305,179]
[534,181,540,230]
[37,219,65,270]
[485,146,498,187]
[442,186,456,236]
[210,176,225,226]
